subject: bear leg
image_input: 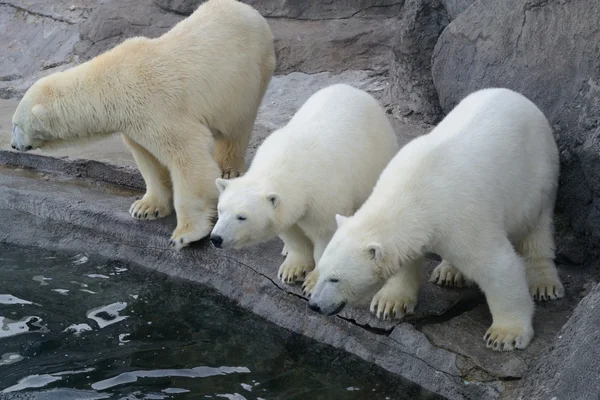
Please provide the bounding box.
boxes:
[370,256,423,320]
[167,130,221,250]
[516,209,565,301]
[429,260,474,288]
[123,135,173,220]
[277,225,315,284]
[475,238,534,351]
[214,123,252,179]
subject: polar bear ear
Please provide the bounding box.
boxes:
[366,242,384,262]
[32,104,48,121]
[266,192,280,208]
[335,214,348,228]
[215,178,229,193]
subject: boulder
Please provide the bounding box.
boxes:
[431,0,600,265]
[512,282,600,399]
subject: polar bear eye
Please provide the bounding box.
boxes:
[328,278,340,283]
[237,215,247,221]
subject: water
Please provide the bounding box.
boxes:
[0,243,443,400]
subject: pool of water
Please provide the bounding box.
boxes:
[0,243,443,400]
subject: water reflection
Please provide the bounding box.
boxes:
[0,244,444,399]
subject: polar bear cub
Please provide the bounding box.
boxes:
[11,0,276,250]
[308,88,564,352]
[210,84,399,284]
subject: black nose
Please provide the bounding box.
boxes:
[11,144,16,149]
[210,235,223,248]
[25,146,32,151]
[308,302,320,313]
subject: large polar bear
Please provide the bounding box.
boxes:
[308,88,564,352]
[210,84,399,284]
[10,0,276,250]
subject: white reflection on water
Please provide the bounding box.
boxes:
[87,302,128,329]
[0,352,24,366]
[2,368,94,393]
[63,323,93,336]
[91,366,251,391]
[0,316,47,339]
[0,294,33,305]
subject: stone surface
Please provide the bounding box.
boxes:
[431,0,600,265]
[0,164,500,400]
[384,0,447,123]
[512,282,600,400]
[440,0,474,20]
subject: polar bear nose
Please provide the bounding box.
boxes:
[210,235,223,248]
[308,301,321,313]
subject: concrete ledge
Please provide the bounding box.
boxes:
[0,153,499,400]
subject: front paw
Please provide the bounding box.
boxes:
[302,269,319,297]
[370,288,417,321]
[278,256,314,284]
[484,322,533,351]
[169,221,212,250]
[429,261,471,288]
[129,196,172,220]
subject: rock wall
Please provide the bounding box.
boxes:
[431,0,600,265]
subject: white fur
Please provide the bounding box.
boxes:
[11,0,276,249]
[310,88,564,352]
[211,84,399,284]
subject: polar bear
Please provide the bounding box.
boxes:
[307,88,564,352]
[209,84,399,284]
[10,0,276,250]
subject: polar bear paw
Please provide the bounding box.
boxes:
[169,221,211,251]
[483,323,533,351]
[277,257,314,284]
[429,261,471,288]
[529,278,565,301]
[370,289,417,321]
[129,196,172,220]
[302,270,319,297]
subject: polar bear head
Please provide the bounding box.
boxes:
[308,214,397,316]
[11,71,113,152]
[210,177,282,249]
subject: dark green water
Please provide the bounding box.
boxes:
[0,243,443,400]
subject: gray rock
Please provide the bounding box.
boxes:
[0,2,84,99]
[76,0,182,60]
[512,282,600,400]
[384,0,448,123]
[431,0,600,264]
[440,0,474,20]
[422,302,573,379]
[154,0,405,19]
[270,17,397,75]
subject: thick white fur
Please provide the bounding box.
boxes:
[211,84,399,284]
[309,88,564,352]
[11,0,276,249]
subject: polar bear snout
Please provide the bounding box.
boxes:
[210,234,223,248]
[10,125,35,152]
[308,298,346,316]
